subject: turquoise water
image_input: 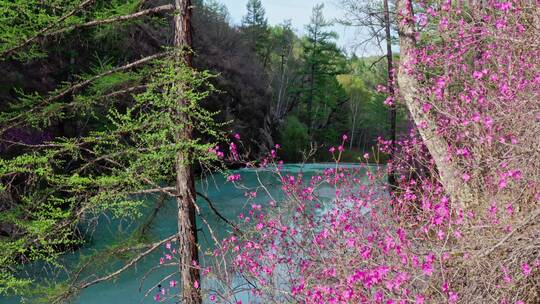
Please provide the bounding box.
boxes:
[3,163,373,303]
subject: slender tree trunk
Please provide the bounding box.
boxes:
[396,0,476,208]
[384,0,397,188]
[173,1,201,303]
[350,97,358,150]
[308,63,315,134]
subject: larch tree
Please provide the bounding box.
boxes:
[0,1,223,302]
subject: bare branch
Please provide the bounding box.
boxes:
[131,186,176,195]
[77,234,176,290]
[48,4,175,36]
[479,208,540,258]
[196,191,241,234]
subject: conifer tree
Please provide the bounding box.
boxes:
[300,4,344,136]
[241,0,270,63]
[0,1,222,301]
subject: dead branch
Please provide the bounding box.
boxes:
[196,191,241,234]
[76,234,176,290]
[48,4,175,36]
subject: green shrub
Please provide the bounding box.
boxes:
[278,116,310,162]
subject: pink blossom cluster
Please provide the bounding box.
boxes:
[154,1,539,302]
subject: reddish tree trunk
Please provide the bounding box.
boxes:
[173,1,201,303]
[384,0,397,188]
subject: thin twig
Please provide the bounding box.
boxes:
[479,208,540,258]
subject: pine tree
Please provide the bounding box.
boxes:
[300,4,343,135]
[241,0,270,63]
[242,0,267,29]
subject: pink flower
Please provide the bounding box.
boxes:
[506,203,514,215]
[510,170,522,180]
[363,153,369,159]
[329,147,336,153]
[422,262,433,276]
[461,172,471,182]
[498,177,508,190]
[448,291,458,303]
[227,174,241,182]
[169,280,177,287]
[234,133,241,140]
[194,280,199,289]
[522,263,532,276]
[210,295,216,301]
[422,103,432,113]
[442,281,449,292]
[472,70,484,79]
[384,96,394,106]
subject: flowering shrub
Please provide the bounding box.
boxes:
[394,0,540,302]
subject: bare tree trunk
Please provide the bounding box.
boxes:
[308,63,315,134]
[349,97,359,150]
[384,0,397,188]
[396,0,476,208]
[173,1,201,303]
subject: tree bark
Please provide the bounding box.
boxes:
[396,0,476,208]
[384,0,397,188]
[173,1,201,303]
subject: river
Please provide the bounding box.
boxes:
[3,163,375,303]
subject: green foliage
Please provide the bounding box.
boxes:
[0,52,225,298]
[89,0,142,41]
[0,0,149,61]
[0,0,80,60]
[347,56,408,149]
[279,116,310,162]
[242,0,267,29]
[295,4,348,137]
